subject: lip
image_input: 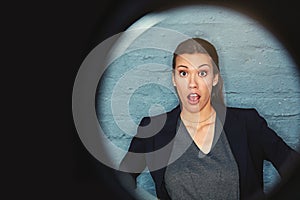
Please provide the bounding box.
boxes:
[187,92,200,105]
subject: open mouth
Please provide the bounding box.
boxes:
[187,93,200,104]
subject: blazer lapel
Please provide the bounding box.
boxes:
[223,108,248,191]
[147,105,180,196]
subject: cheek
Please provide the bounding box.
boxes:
[175,84,186,95]
[199,78,214,92]
[174,79,187,97]
[174,77,187,88]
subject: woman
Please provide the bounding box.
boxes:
[119,38,300,200]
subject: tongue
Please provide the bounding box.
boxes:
[189,95,199,101]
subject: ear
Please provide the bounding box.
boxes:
[172,72,176,87]
[213,73,219,86]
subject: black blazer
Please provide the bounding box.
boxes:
[119,105,300,200]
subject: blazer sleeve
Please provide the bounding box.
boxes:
[246,109,300,177]
[118,117,150,189]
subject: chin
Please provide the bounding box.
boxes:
[184,104,202,113]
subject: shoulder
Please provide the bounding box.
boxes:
[135,105,180,139]
[139,105,180,127]
[134,105,180,150]
[226,107,270,134]
[225,107,267,128]
[227,106,258,113]
[226,106,261,119]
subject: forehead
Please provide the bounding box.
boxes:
[175,53,212,67]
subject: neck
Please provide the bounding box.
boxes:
[180,104,215,124]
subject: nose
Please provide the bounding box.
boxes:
[188,74,198,89]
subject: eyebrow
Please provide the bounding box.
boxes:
[176,64,210,69]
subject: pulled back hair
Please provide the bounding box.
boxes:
[172,38,225,106]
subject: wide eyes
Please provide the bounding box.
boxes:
[179,71,187,77]
[198,71,207,77]
[178,70,207,77]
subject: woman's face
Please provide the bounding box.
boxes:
[172,53,219,114]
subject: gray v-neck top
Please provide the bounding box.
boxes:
[164,120,240,200]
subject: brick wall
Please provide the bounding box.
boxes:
[95,5,300,198]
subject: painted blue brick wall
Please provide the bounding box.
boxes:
[95,5,300,198]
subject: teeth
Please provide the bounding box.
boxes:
[190,93,198,97]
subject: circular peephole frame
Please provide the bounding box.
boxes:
[72,1,300,200]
